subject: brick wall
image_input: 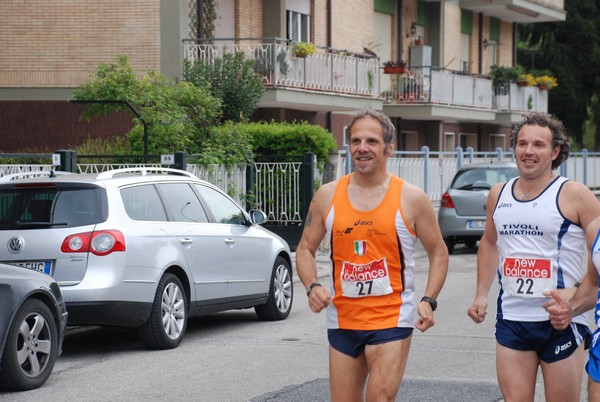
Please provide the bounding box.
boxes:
[0,101,133,153]
[0,0,160,88]
[330,0,373,54]
[237,0,263,38]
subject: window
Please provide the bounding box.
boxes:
[121,185,167,222]
[444,132,456,152]
[403,131,419,152]
[0,187,106,229]
[287,10,310,42]
[194,184,247,225]
[157,183,208,223]
[490,134,507,150]
[459,133,477,149]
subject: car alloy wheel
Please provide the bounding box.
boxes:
[138,273,188,349]
[255,257,293,320]
[0,299,58,391]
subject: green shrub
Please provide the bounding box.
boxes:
[240,121,337,163]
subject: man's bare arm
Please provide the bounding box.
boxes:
[467,184,501,323]
[295,182,335,312]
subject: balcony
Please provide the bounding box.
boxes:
[381,67,548,122]
[460,0,566,23]
[182,38,382,112]
[182,38,547,123]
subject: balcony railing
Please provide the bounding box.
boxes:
[183,37,380,98]
[494,82,548,113]
[381,67,548,113]
[183,38,548,114]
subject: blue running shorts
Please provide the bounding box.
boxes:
[586,329,600,382]
[495,319,590,363]
[328,327,413,358]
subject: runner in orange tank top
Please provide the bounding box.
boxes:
[296,109,448,402]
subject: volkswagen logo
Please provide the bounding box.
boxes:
[8,236,24,254]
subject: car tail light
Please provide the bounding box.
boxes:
[440,192,455,209]
[61,230,126,256]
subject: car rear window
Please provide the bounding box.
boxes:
[451,167,518,190]
[0,186,107,229]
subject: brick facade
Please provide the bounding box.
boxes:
[0,0,160,88]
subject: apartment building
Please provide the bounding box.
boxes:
[0,1,566,153]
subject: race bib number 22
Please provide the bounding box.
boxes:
[502,257,553,298]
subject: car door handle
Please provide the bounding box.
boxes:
[224,238,235,245]
[180,238,193,245]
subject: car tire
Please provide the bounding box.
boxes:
[443,237,455,254]
[0,298,58,391]
[255,257,293,321]
[465,239,477,248]
[138,273,187,350]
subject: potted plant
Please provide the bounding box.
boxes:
[293,42,316,58]
[535,75,558,90]
[518,73,536,87]
[383,60,407,74]
[489,64,521,94]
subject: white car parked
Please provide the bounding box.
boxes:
[0,168,293,349]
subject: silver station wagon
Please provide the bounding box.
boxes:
[437,162,519,254]
[0,168,293,349]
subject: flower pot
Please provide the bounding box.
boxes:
[538,84,548,90]
[384,66,407,74]
[517,80,528,87]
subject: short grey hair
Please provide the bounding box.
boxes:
[346,109,396,154]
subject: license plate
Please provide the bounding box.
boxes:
[13,261,52,275]
[467,220,485,229]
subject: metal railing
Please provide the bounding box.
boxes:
[332,146,600,207]
[381,67,548,113]
[2,147,599,222]
[182,37,380,98]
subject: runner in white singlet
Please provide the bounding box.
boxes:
[468,112,600,402]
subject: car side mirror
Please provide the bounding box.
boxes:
[248,209,267,225]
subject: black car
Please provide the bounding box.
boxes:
[0,263,68,391]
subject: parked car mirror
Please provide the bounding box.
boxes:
[249,209,267,225]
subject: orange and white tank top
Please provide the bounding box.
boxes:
[324,174,418,330]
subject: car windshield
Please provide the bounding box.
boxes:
[0,186,107,229]
[451,167,518,191]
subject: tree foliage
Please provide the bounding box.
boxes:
[73,55,221,156]
[182,51,265,123]
[518,0,600,149]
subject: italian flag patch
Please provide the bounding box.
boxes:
[354,240,367,256]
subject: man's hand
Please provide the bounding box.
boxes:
[308,286,331,313]
[415,301,435,332]
[545,290,574,330]
[467,297,488,323]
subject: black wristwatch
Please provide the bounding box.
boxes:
[420,296,437,311]
[306,282,322,297]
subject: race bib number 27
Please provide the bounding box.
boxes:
[340,258,393,298]
[502,257,553,298]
